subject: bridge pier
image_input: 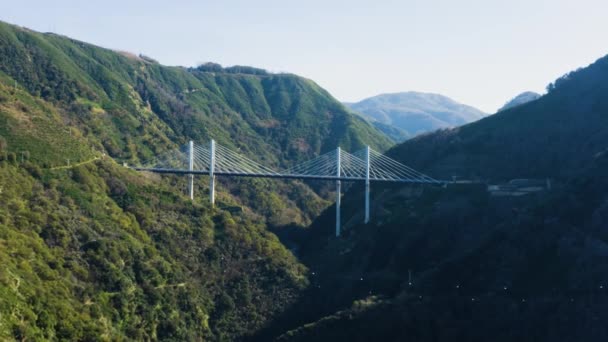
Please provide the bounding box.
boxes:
[365,146,370,224]
[210,139,216,206]
[336,147,341,237]
[133,140,441,235]
[188,141,194,200]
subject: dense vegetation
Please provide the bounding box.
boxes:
[0,158,309,341]
[0,21,392,227]
[388,55,608,182]
[253,53,608,341]
[4,18,608,341]
[0,21,392,340]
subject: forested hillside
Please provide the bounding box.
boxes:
[0,21,392,226]
[388,56,608,181]
[0,21,391,340]
[5,17,608,341]
[257,55,608,341]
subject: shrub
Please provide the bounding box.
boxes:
[7,152,16,163]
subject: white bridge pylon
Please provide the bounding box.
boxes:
[132,140,443,236]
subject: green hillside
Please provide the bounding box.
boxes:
[0,158,310,341]
[7,17,608,341]
[0,21,392,227]
[257,54,608,341]
[0,23,390,166]
[387,55,608,181]
[0,21,392,340]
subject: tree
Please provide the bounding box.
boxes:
[0,136,7,153]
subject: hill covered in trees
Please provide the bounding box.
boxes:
[0,21,391,340]
[6,18,608,341]
[255,54,608,341]
[0,21,393,226]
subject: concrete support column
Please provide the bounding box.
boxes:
[188,141,194,200]
[365,146,370,224]
[336,147,341,237]
[210,139,216,206]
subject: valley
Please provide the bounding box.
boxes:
[1,17,608,342]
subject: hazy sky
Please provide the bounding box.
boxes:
[3,0,608,112]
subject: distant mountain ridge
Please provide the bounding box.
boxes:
[498,91,541,111]
[344,92,487,141]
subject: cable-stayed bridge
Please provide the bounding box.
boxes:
[129,140,443,236]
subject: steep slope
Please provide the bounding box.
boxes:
[257,55,608,341]
[0,73,307,341]
[345,92,486,139]
[0,21,390,340]
[498,91,541,111]
[369,121,411,142]
[0,21,392,226]
[0,23,391,165]
[389,55,608,181]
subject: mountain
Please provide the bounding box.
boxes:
[367,121,411,142]
[256,55,608,341]
[5,17,608,341]
[498,91,541,111]
[0,21,392,340]
[345,92,487,140]
[0,22,392,226]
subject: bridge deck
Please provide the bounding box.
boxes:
[132,167,442,184]
[131,141,443,237]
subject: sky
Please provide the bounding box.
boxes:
[3,0,608,112]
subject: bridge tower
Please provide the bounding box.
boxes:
[210,139,216,206]
[132,140,441,236]
[365,146,370,224]
[336,147,341,237]
[188,141,194,200]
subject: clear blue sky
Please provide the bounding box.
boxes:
[3,0,608,112]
